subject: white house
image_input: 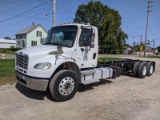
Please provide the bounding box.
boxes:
[15,22,47,48]
[124,46,132,54]
[0,39,16,48]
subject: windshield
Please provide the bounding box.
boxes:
[44,25,78,47]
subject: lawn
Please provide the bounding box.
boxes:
[0,57,123,85]
[0,59,16,85]
[146,55,160,59]
[0,48,16,55]
[98,57,124,62]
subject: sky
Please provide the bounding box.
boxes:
[0,0,159,47]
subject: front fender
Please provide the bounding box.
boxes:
[27,55,79,78]
[50,59,81,83]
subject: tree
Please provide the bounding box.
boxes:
[157,46,160,52]
[4,36,11,40]
[74,1,128,53]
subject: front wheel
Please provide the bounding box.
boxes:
[49,70,79,101]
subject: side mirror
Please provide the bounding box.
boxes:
[90,33,95,48]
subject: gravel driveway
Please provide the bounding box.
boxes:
[0,57,160,120]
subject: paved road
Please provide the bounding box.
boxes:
[0,57,160,120]
[0,54,15,59]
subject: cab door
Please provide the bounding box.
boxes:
[76,27,97,68]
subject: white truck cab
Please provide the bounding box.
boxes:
[15,23,155,101]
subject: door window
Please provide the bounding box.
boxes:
[79,28,92,47]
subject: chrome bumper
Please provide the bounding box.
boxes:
[15,71,49,91]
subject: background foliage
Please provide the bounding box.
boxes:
[74,1,128,53]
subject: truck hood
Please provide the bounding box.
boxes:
[17,45,57,54]
[16,45,74,58]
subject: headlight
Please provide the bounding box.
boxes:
[34,62,51,69]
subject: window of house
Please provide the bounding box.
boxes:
[31,41,37,46]
[16,36,20,39]
[37,31,42,37]
[17,41,20,46]
[22,40,25,47]
[16,35,25,39]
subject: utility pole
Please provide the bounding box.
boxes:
[52,0,56,26]
[144,0,152,57]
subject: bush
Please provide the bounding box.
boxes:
[10,46,15,51]
[10,46,21,51]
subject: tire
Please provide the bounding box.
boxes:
[133,62,140,76]
[146,62,154,76]
[49,70,79,101]
[137,62,147,78]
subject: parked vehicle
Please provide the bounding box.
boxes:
[15,23,155,101]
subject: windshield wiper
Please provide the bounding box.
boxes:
[43,42,63,46]
[52,42,64,46]
[43,43,51,45]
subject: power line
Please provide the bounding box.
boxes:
[0,0,11,7]
[0,0,19,10]
[1,1,51,18]
[0,1,50,23]
[0,2,52,17]
[60,0,76,10]
[0,6,52,27]
[0,0,31,13]
[57,7,75,14]
[59,0,76,15]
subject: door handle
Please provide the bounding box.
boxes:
[81,48,84,51]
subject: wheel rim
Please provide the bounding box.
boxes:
[150,65,153,74]
[59,77,75,96]
[142,66,147,76]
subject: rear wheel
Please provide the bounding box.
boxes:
[133,62,140,76]
[146,62,154,76]
[49,70,79,101]
[138,62,147,78]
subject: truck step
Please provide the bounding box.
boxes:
[81,70,95,74]
[82,79,100,85]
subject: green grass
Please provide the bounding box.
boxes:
[0,48,15,55]
[98,57,124,62]
[146,55,160,59]
[0,59,16,85]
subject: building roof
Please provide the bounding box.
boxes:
[16,24,47,35]
[0,39,16,43]
[124,46,132,51]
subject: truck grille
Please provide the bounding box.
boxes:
[16,54,28,69]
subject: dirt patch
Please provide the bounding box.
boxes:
[0,57,160,120]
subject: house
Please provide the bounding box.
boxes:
[136,47,158,56]
[145,47,156,56]
[0,38,16,48]
[15,22,47,48]
[124,46,132,54]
